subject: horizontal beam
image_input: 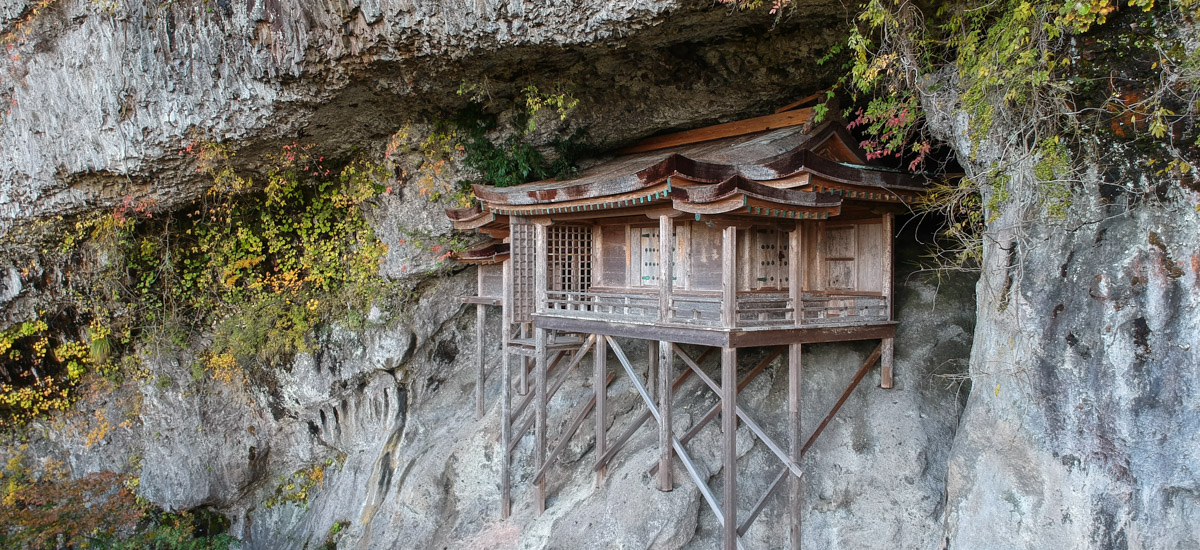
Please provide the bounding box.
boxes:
[534,315,898,349]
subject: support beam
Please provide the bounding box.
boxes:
[790,223,803,326]
[593,360,696,473]
[880,338,894,389]
[519,324,530,395]
[534,327,548,514]
[740,344,881,539]
[653,347,781,476]
[658,339,674,491]
[594,335,608,486]
[534,372,615,484]
[476,303,486,420]
[509,341,594,452]
[659,214,673,322]
[648,341,658,405]
[881,211,895,390]
[805,344,881,454]
[500,260,512,519]
[883,212,894,321]
[722,226,737,327]
[721,347,739,550]
[788,343,803,550]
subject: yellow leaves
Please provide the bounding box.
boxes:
[83,409,112,450]
[201,352,241,387]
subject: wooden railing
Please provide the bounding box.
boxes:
[542,290,888,328]
[801,293,889,325]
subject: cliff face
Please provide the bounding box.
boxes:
[922,87,1200,548]
[0,0,842,234]
[1,0,1196,549]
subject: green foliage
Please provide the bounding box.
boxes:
[164,143,391,372]
[785,0,1200,268]
[451,102,586,189]
[17,142,393,409]
[383,83,585,212]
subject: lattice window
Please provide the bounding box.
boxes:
[510,223,536,323]
[547,225,592,293]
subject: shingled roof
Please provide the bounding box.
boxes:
[446,112,927,240]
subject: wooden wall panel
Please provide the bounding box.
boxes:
[599,224,627,288]
[480,263,504,298]
[855,222,883,292]
[804,222,823,292]
[632,226,661,286]
[690,222,723,291]
[824,225,856,290]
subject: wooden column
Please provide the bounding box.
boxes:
[790,223,803,326]
[646,339,658,399]
[519,324,529,395]
[534,326,548,514]
[881,212,895,389]
[594,334,608,486]
[881,338,895,389]
[657,339,674,491]
[534,223,549,513]
[500,260,513,518]
[721,346,739,550]
[789,221,805,546]
[721,226,737,327]
[788,343,803,549]
[535,223,548,315]
[883,212,894,321]
[659,215,673,322]
[814,221,826,292]
[475,302,486,419]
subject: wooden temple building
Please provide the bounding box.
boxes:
[446,105,925,549]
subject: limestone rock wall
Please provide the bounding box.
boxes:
[923,80,1200,549]
[0,0,842,236]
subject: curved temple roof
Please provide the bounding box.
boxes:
[446,116,929,232]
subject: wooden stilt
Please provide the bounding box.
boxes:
[534,223,548,514]
[658,339,674,491]
[721,347,738,550]
[881,211,895,390]
[788,343,803,550]
[476,302,486,420]
[534,327,548,514]
[647,341,658,404]
[519,324,530,396]
[650,347,777,477]
[500,260,512,519]
[721,227,737,327]
[594,334,608,486]
[880,337,894,389]
[593,358,694,473]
